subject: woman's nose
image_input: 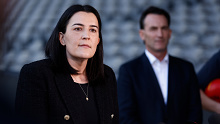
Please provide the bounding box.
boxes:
[81,30,90,40]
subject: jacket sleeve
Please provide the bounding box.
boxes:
[117,64,140,124]
[15,64,49,124]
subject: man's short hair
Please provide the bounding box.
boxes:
[139,6,170,29]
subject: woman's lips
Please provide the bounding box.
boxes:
[79,44,91,48]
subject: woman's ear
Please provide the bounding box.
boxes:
[59,32,65,46]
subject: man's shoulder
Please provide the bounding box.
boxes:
[121,54,145,68]
[170,55,192,65]
[211,49,220,61]
[169,55,194,70]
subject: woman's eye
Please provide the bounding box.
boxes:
[90,29,97,33]
[74,28,82,31]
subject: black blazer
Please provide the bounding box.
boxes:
[117,53,202,124]
[15,59,119,124]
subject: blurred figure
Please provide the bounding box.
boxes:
[117,6,202,124]
[15,4,119,124]
[197,50,220,124]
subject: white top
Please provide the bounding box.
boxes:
[145,49,169,104]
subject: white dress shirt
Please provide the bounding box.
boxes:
[145,49,169,104]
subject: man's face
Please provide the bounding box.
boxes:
[139,14,171,55]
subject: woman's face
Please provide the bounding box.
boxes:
[59,11,100,62]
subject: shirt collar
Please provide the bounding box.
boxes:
[145,49,169,64]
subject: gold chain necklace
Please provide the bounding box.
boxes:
[78,83,89,101]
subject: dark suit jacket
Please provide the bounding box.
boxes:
[117,53,202,124]
[15,59,119,124]
[197,49,220,90]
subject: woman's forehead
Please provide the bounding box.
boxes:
[68,12,99,27]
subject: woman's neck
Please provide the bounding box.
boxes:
[68,58,88,84]
[71,74,88,84]
[68,57,88,73]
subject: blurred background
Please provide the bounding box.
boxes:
[0,0,219,123]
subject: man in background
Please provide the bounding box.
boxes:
[117,6,202,124]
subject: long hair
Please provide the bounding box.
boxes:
[139,6,170,29]
[45,4,104,83]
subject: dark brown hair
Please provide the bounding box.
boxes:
[45,4,104,83]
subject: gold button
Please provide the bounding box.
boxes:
[64,115,70,120]
[111,114,114,119]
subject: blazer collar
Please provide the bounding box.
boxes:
[55,72,87,124]
[55,72,107,124]
[140,54,166,105]
[141,54,179,115]
[145,49,169,64]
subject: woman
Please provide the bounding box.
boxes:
[15,4,119,124]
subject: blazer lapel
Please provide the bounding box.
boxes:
[167,56,177,103]
[140,54,165,104]
[93,82,106,124]
[55,72,87,124]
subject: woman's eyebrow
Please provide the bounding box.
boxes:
[72,23,99,29]
[90,25,99,29]
[72,23,84,26]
